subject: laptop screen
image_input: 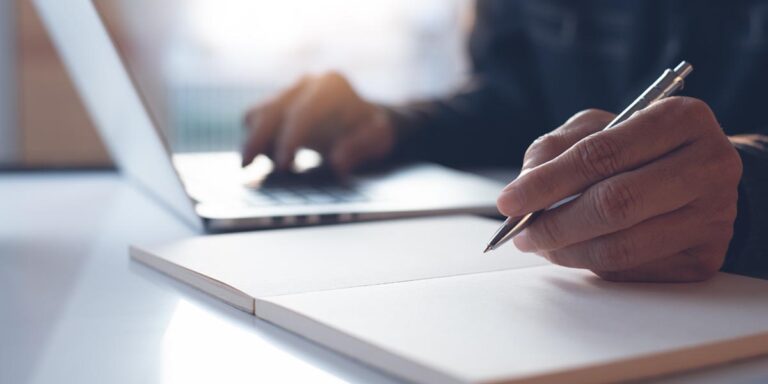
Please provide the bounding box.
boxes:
[91,0,469,154]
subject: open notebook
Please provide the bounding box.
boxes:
[131,216,768,384]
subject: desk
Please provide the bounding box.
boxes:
[2,171,768,384]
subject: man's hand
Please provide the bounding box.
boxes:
[242,72,395,174]
[497,97,743,282]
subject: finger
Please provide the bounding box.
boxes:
[273,81,335,170]
[593,245,724,282]
[241,77,310,166]
[522,109,614,172]
[329,111,391,174]
[242,105,282,167]
[534,205,708,272]
[499,97,715,217]
[514,143,701,252]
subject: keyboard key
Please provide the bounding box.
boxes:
[244,181,367,207]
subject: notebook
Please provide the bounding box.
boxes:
[131,216,768,384]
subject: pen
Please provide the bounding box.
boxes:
[483,61,693,253]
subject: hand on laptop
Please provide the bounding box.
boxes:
[242,72,396,174]
[496,98,742,282]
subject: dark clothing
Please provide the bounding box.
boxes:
[388,0,768,278]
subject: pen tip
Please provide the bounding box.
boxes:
[483,245,492,254]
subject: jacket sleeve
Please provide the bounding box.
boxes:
[722,133,768,279]
[385,0,544,168]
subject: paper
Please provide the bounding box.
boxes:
[132,216,547,310]
[257,266,768,384]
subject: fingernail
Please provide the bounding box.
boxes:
[513,229,536,252]
[497,190,523,217]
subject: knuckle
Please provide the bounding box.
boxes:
[677,97,712,119]
[591,180,640,225]
[632,101,668,129]
[296,74,314,86]
[322,71,346,87]
[324,70,343,79]
[244,106,269,129]
[574,134,624,180]
[668,97,718,134]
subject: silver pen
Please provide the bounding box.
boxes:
[483,61,693,253]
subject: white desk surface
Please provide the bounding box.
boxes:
[2,171,768,384]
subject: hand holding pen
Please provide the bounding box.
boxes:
[486,62,743,282]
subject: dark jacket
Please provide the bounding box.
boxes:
[389,0,768,278]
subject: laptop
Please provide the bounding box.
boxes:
[34,0,506,232]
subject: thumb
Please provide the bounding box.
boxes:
[498,109,613,215]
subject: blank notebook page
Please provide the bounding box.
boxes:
[135,216,547,299]
[256,266,768,384]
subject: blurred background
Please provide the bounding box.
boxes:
[0,0,471,168]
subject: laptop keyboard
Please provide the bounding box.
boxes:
[245,186,368,206]
[243,168,368,206]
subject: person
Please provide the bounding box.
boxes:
[241,0,768,282]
